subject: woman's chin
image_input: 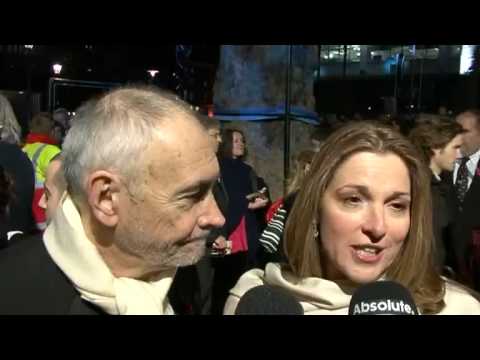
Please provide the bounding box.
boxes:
[343,268,384,285]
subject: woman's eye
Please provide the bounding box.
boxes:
[344,196,362,206]
[390,202,408,213]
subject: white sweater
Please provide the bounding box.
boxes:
[224,263,480,315]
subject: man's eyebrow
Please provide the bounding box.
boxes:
[178,179,214,195]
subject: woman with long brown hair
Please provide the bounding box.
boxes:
[225,121,480,314]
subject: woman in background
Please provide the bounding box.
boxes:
[212,128,269,314]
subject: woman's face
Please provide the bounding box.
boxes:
[232,131,245,158]
[319,151,411,284]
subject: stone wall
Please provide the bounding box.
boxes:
[213,45,318,112]
[213,45,320,200]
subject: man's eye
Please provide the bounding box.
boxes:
[190,190,209,201]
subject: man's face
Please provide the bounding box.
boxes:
[38,159,66,224]
[432,134,463,172]
[207,127,222,154]
[114,118,225,271]
[457,113,480,157]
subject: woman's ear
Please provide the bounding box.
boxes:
[86,170,122,227]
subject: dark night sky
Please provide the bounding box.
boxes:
[0,44,219,91]
[0,44,220,111]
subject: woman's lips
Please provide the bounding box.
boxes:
[351,245,384,264]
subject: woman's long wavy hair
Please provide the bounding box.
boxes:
[284,121,446,314]
[286,150,315,195]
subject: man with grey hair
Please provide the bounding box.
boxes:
[0,85,225,314]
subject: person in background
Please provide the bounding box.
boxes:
[448,110,480,291]
[259,150,315,265]
[212,128,269,314]
[23,112,61,231]
[38,153,66,225]
[409,114,465,273]
[0,95,35,235]
[0,93,22,145]
[52,108,71,145]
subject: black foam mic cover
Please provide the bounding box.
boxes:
[235,285,304,315]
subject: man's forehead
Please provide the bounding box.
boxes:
[458,113,478,125]
[148,146,219,196]
[148,131,216,174]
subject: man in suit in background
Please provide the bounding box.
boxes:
[450,110,480,290]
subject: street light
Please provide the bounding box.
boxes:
[147,69,159,78]
[53,63,62,75]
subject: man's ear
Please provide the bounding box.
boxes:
[86,170,122,227]
[432,147,442,157]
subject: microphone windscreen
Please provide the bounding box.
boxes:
[235,285,304,315]
[348,280,419,315]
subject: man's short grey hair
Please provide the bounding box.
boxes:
[62,85,199,203]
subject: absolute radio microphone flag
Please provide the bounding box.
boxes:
[349,281,419,315]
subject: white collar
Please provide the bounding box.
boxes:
[43,194,176,315]
[459,148,480,165]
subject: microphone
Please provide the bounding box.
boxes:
[348,280,419,315]
[235,285,304,315]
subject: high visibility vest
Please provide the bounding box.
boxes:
[23,142,61,230]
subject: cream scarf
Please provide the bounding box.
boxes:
[43,194,175,315]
